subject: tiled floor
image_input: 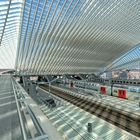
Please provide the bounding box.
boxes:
[0,75,22,140]
[39,91,139,140]
[56,85,140,116]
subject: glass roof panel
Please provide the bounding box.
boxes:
[0,0,23,69]
[16,0,140,75]
[1,0,140,74]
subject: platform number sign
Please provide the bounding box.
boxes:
[100,86,106,94]
[118,89,126,99]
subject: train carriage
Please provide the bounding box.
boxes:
[100,85,111,96]
[112,85,140,101]
[65,79,140,102]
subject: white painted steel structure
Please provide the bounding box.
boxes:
[0,0,140,74]
[0,0,23,69]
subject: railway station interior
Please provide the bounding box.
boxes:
[0,0,140,140]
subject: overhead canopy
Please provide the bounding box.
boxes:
[106,44,140,71]
[0,0,140,75]
[0,0,23,69]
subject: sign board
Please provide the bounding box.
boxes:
[100,86,106,94]
[118,89,126,99]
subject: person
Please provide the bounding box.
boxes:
[36,85,39,95]
[27,88,29,94]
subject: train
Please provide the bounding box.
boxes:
[64,80,140,102]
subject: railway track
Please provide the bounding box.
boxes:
[40,85,140,137]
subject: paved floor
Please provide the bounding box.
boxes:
[39,88,139,140]
[57,84,140,115]
[27,82,64,140]
[0,75,22,140]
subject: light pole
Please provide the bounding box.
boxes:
[49,82,51,98]
[47,77,59,98]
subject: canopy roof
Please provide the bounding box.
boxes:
[0,0,22,69]
[0,0,140,75]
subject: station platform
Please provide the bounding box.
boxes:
[0,75,64,140]
[0,75,22,140]
[27,82,64,140]
[39,88,139,140]
[55,84,140,117]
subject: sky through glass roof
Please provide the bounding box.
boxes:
[0,0,140,75]
[0,0,23,69]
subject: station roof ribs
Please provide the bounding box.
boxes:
[0,0,140,74]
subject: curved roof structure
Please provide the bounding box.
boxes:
[106,44,140,71]
[0,0,140,75]
[0,0,22,69]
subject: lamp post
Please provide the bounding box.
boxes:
[47,77,59,98]
[49,82,51,98]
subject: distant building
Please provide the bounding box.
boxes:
[119,71,128,79]
[106,71,112,78]
[101,70,140,79]
[128,71,140,79]
[112,71,120,78]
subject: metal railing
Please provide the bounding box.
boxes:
[11,78,28,140]
[11,77,49,140]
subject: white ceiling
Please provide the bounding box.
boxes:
[1,0,140,74]
[0,0,23,69]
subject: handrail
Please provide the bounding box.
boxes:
[12,77,49,140]
[26,105,45,135]
[11,78,28,140]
